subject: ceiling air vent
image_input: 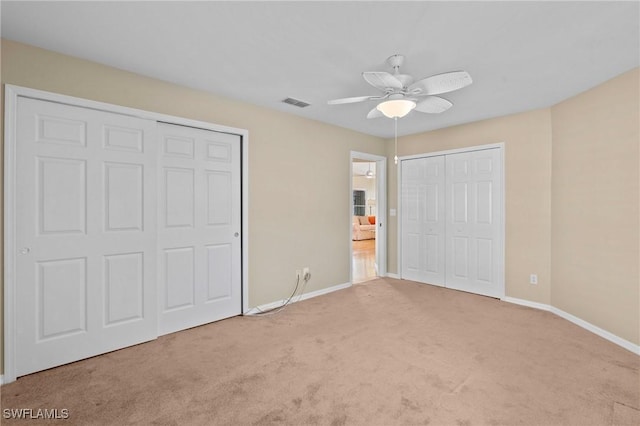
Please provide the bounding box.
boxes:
[282,97,310,108]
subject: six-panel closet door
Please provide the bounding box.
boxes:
[400,148,503,298]
[15,98,158,377]
[157,123,241,335]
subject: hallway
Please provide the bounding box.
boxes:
[352,239,376,283]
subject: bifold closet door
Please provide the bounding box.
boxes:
[401,156,446,285]
[400,148,503,298]
[15,97,157,377]
[445,149,503,298]
[157,123,241,335]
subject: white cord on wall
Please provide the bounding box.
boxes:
[245,271,312,316]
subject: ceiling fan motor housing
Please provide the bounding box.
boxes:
[387,54,404,69]
[386,55,413,88]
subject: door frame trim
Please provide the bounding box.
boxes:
[350,151,387,282]
[3,84,250,383]
[397,142,505,296]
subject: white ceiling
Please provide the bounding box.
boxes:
[2,1,638,138]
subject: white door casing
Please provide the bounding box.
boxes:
[15,97,158,377]
[157,123,241,335]
[445,148,503,298]
[401,156,446,285]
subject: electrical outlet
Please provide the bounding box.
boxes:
[303,267,310,281]
[530,274,538,285]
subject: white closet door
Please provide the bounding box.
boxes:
[15,98,157,377]
[445,148,503,298]
[157,123,241,335]
[401,156,446,285]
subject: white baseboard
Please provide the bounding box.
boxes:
[0,375,3,385]
[501,296,552,312]
[549,306,639,355]
[502,297,639,355]
[385,273,400,279]
[244,282,351,315]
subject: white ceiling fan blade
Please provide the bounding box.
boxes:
[362,71,403,91]
[408,71,472,96]
[414,96,453,114]
[327,95,378,105]
[366,107,384,119]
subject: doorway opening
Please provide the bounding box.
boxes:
[350,152,387,284]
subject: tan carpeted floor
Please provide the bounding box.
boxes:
[2,278,639,425]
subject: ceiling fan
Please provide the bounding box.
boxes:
[328,54,472,119]
[353,162,375,179]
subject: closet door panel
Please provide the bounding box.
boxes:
[445,149,503,298]
[401,156,445,285]
[157,123,241,335]
[15,97,157,377]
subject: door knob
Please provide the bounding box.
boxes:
[19,247,31,255]
[234,232,239,237]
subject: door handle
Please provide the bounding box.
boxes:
[234,232,239,237]
[19,247,31,255]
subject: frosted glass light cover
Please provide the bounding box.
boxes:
[376,99,416,118]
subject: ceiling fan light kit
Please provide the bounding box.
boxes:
[376,99,416,118]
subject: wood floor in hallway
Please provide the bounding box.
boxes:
[352,238,376,283]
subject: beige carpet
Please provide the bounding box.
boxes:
[1,278,638,425]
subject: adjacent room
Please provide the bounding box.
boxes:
[352,159,378,283]
[0,2,638,425]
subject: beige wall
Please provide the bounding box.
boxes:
[550,68,639,345]
[387,68,639,346]
[0,39,387,373]
[387,108,554,305]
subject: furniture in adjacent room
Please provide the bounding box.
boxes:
[353,215,376,240]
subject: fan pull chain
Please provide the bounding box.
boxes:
[394,117,398,165]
